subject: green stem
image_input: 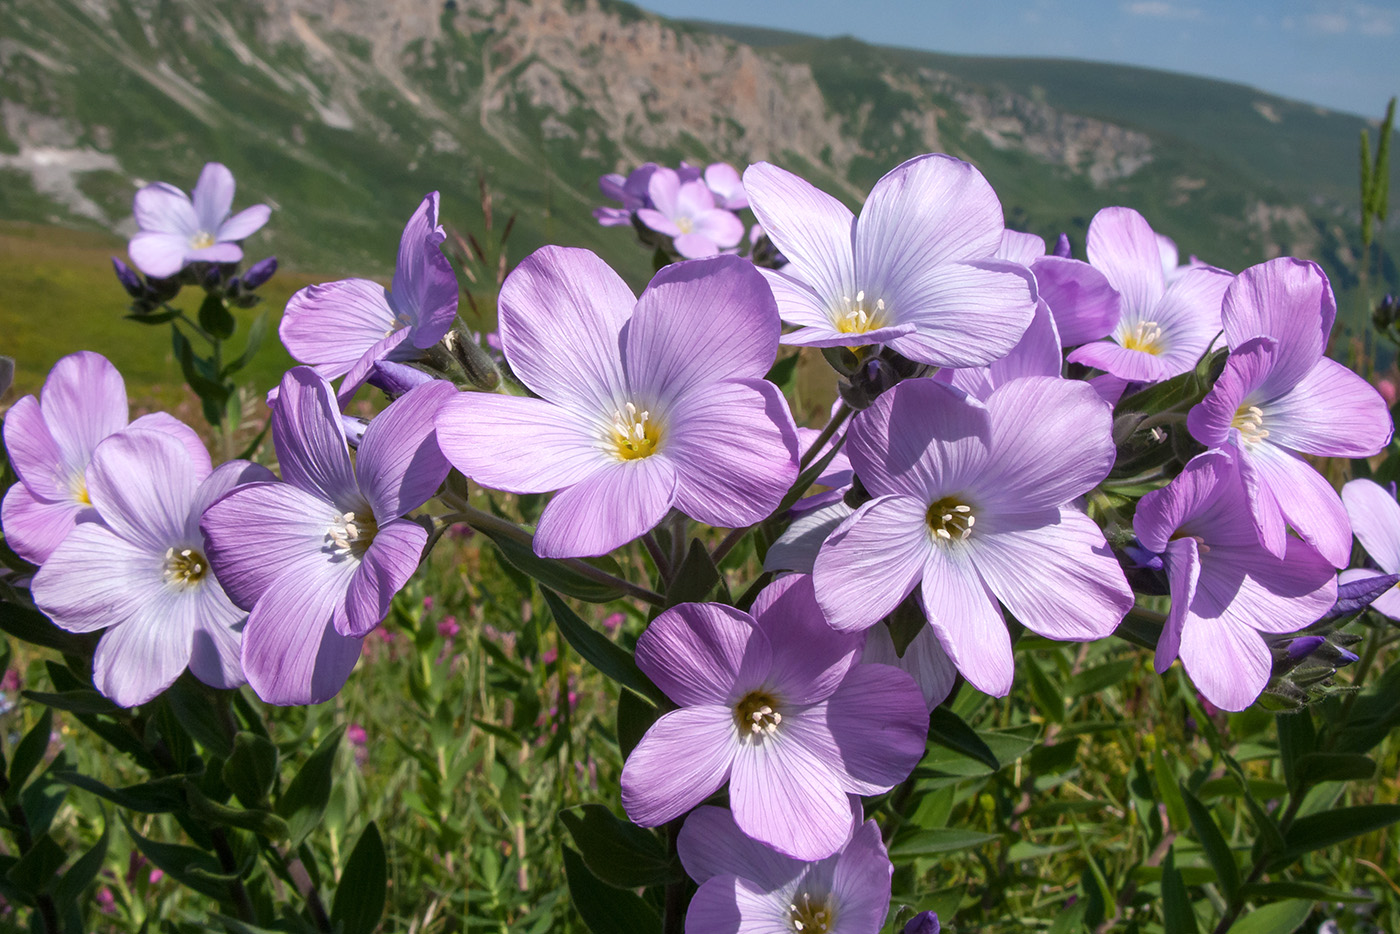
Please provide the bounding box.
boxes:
[800,402,851,470]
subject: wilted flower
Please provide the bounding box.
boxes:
[127,162,270,279]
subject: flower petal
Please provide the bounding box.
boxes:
[748,574,862,705]
[1086,206,1166,318]
[533,456,677,558]
[356,380,455,520]
[390,193,459,348]
[1,485,88,565]
[217,204,271,242]
[191,163,235,230]
[1343,479,1400,574]
[884,260,1036,368]
[729,730,855,860]
[813,494,933,632]
[1032,256,1121,346]
[241,568,362,705]
[2,395,69,502]
[817,663,928,792]
[677,806,804,888]
[620,706,737,826]
[637,602,772,706]
[863,621,958,711]
[1264,358,1393,458]
[341,519,427,638]
[40,351,129,476]
[133,182,197,236]
[32,524,164,633]
[86,430,210,553]
[1222,257,1333,388]
[743,162,856,309]
[1156,537,1200,672]
[128,232,192,279]
[436,393,606,494]
[335,328,413,406]
[1177,597,1272,712]
[271,368,359,506]
[279,278,396,379]
[1247,443,1353,567]
[186,592,247,691]
[921,547,1012,696]
[92,591,194,707]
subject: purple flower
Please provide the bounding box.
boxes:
[744,154,1036,366]
[1067,207,1231,382]
[812,377,1133,697]
[594,163,661,225]
[31,431,270,706]
[435,248,799,559]
[637,167,745,258]
[678,805,893,934]
[937,298,1063,401]
[201,368,454,705]
[1133,452,1337,711]
[2,352,206,564]
[127,163,271,279]
[620,575,926,861]
[1187,258,1393,567]
[704,162,749,210]
[1340,479,1400,619]
[279,193,458,404]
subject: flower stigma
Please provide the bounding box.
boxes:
[327,509,378,558]
[1231,404,1269,446]
[926,496,976,543]
[733,689,782,739]
[833,290,888,335]
[162,546,209,588]
[789,890,837,933]
[1120,319,1165,355]
[188,231,216,250]
[610,402,662,461]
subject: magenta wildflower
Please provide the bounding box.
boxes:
[812,377,1133,697]
[678,805,893,934]
[201,368,455,705]
[436,248,799,559]
[743,154,1036,365]
[1187,258,1392,566]
[2,352,205,564]
[31,431,270,706]
[1067,207,1231,382]
[279,193,458,403]
[127,163,270,279]
[621,575,926,861]
[637,167,745,258]
[1134,451,1336,711]
[1340,479,1400,619]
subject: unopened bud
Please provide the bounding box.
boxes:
[444,327,501,391]
[903,912,940,934]
[341,415,369,449]
[242,256,278,290]
[368,360,437,398]
[111,257,146,298]
[1053,233,1073,258]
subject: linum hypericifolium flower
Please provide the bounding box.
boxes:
[677,805,893,934]
[937,298,1063,402]
[2,352,206,564]
[1067,207,1231,382]
[620,575,926,861]
[637,167,745,259]
[31,430,270,707]
[1187,258,1393,567]
[279,193,458,404]
[1134,451,1336,711]
[1340,479,1400,619]
[201,368,454,705]
[743,154,1036,366]
[127,162,271,279]
[812,377,1133,697]
[594,163,661,226]
[704,162,749,211]
[436,247,799,559]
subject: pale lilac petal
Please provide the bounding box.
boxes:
[684,877,771,934]
[279,279,396,379]
[977,298,1063,389]
[692,210,745,248]
[1149,265,1231,369]
[1177,604,1272,712]
[85,431,210,552]
[705,163,748,209]
[830,821,896,929]
[1,486,88,565]
[636,208,683,239]
[498,246,633,412]
[187,594,246,691]
[812,495,933,632]
[1067,338,1178,383]
[665,380,799,529]
[335,328,413,406]
[764,500,851,574]
[190,460,277,531]
[133,182,197,235]
[743,163,856,308]
[997,230,1045,265]
[758,268,846,332]
[1134,451,1235,554]
[533,457,677,558]
[341,519,427,637]
[678,806,803,888]
[729,734,854,860]
[31,524,163,632]
[1339,568,1400,619]
[1248,444,1353,567]
[1156,537,1199,672]
[1222,257,1333,388]
[921,548,1012,696]
[356,380,455,520]
[646,168,683,217]
[1235,449,1289,559]
[973,507,1132,640]
[1033,256,1121,346]
[390,193,459,347]
[128,412,209,468]
[593,206,632,226]
[1086,206,1166,317]
[436,394,606,494]
[748,575,861,705]
[1343,479,1400,573]
[202,482,341,610]
[241,569,362,706]
[636,603,772,707]
[128,232,191,279]
[93,592,194,707]
[626,256,780,396]
[863,623,958,711]
[271,368,359,506]
[671,232,722,259]
[817,664,927,791]
[845,378,991,499]
[2,395,70,502]
[1265,358,1393,458]
[40,352,129,474]
[1198,540,1337,635]
[186,242,244,266]
[1187,337,1275,448]
[191,163,235,230]
[620,706,737,826]
[884,260,1036,368]
[217,203,271,242]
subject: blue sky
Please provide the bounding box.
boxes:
[631,0,1400,119]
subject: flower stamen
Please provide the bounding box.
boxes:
[789,890,837,933]
[162,546,209,588]
[927,497,976,542]
[734,690,783,739]
[327,510,378,558]
[833,289,888,335]
[1120,320,1165,354]
[610,402,662,461]
[1231,404,1269,446]
[188,231,215,250]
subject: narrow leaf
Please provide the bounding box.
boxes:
[276,727,344,848]
[927,707,999,771]
[559,805,679,888]
[1224,899,1312,934]
[1181,784,1240,902]
[1161,847,1198,934]
[331,823,387,934]
[541,589,666,706]
[562,846,661,934]
[479,528,623,603]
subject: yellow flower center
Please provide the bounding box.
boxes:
[733,689,782,739]
[162,546,209,588]
[832,290,888,335]
[1119,320,1165,355]
[789,891,837,933]
[327,510,378,558]
[1231,404,1269,446]
[69,473,91,506]
[674,216,694,235]
[610,403,662,461]
[927,496,976,543]
[188,231,216,250]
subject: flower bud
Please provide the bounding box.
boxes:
[111,257,146,298]
[443,327,501,391]
[368,361,437,398]
[242,256,278,290]
[1053,233,1073,258]
[903,912,941,934]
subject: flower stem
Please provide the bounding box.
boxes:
[800,401,851,470]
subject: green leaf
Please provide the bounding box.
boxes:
[9,708,53,797]
[331,822,387,934]
[186,785,288,839]
[172,327,229,404]
[559,805,679,889]
[926,707,999,771]
[222,309,269,377]
[1240,881,1375,904]
[1223,899,1312,934]
[54,771,185,814]
[1275,711,1315,792]
[212,916,289,934]
[54,820,108,904]
[6,833,65,896]
[1021,655,1065,723]
[1273,804,1400,866]
[19,690,116,716]
[479,527,623,603]
[764,352,800,393]
[888,828,1000,857]
[616,689,660,760]
[276,726,344,848]
[0,602,83,654]
[198,293,236,340]
[1046,899,1088,934]
[664,539,722,607]
[541,589,666,706]
[223,732,278,809]
[121,815,235,901]
[1066,659,1136,696]
[1293,752,1376,785]
[165,677,235,759]
[886,594,925,658]
[774,436,846,515]
[1161,847,1198,934]
[1181,784,1239,902]
[1152,751,1189,831]
[561,846,661,934]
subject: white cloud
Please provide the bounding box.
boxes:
[1300,2,1397,36]
[1122,1,1202,19]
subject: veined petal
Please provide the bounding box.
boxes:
[133,181,197,235]
[498,246,634,412]
[678,806,803,888]
[1264,358,1393,458]
[279,279,396,379]
[1248,444,1353,567]
[764,499,851,575]
[884,259,1036,368]
[1067,337,1180,383]
[86,430,210,552]
[241,569,363,705]
[32,524,164,633]
[390,193,458,349]
[1086,207,1166,317]
[187,589,246,690]
[921,547,1012,696]
[818,664,928,791]
[217,204,271,242]
[271,368,359,506]
[636,603,772,707]
[812,494,933,632]
[863,623,958,711]
[997,229,1046,265]
[729,731,855,860]
[1187,337,1275,449]
[93,590,194,707]
[341,519,427,638]
[1,485,88,565]
[1032,256,1121,346]
[973,507,1132,640]
[1177,598,1273,712]
[1198,540,1337,635]
[749,574,862,705]
[1343,479,1400,574]
[1222,257,1333,387]
[436,393,606,494]
[40,352,129,475]
[1156,537,1200,672]
[128,232,192,279]
[620,706,737,827]
[1134,451,1237,554]
[191,163,235,230]
[2,395,69,502]
[336,328,413,406]
[356,380,455,520]
[743,162,856,309]
[533,456,677,558]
